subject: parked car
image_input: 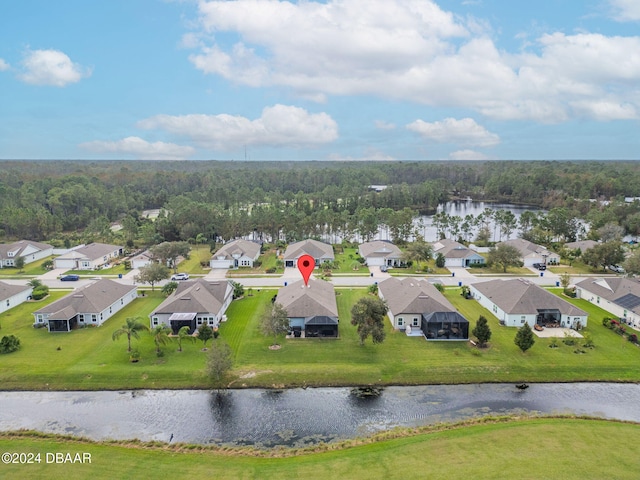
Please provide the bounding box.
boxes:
[380,265,388,272]
[608,265,625,274]
[60,274,80,281]
[532,263,546,271]
[171,273,189,281]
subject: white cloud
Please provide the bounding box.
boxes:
[406,117,500,147]
[0,59,9,71]
[448,149,493,161]
[137,104,338,150]
[609,0,640,21]
[19,49,91,86]
[79,137,195,160]
[186,0,640,122]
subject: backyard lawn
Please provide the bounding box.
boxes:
[1,284,640,390]
[1,418,639,480]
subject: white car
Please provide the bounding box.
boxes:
[171,273,189,281]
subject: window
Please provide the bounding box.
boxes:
[121,299,124,305]
[597,296,600,304]
[78,314,84,321]
[521,316,526,323]
[91,314,97,322]
[6,300,9,307]
[493,305,498,313]
[413,317,419,327]
[152,317,158,326]
[397,317,403,326]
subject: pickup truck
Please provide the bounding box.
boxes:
[532,263,546,271]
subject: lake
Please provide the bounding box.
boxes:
[0,383,637,448]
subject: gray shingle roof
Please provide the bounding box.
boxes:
[472,278,587,315]
[378,277,457,316]
[211,239,260,261]
[152,279,232,315]
[358,241,401,258]
[283,239,334,261]
[0,240,52,258]
[0,281,32,300]
[57,243,122,261]
[34,279,136,317]
[575,277,640,314]
[275,279,338,318]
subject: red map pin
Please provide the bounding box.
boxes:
[297,254,315,287]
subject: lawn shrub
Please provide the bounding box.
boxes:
[31,285,49,300]
[0,335,20,354]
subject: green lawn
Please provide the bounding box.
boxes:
[0,256,54,277]
[1,285,640,390]
[1,418,638,479]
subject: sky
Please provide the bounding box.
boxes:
[1,0,639,161]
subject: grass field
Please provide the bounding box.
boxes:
[0,418,638,479]
[1,284,640,390]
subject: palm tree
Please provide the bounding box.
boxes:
[27,279,43,288]
[176,325,195,352]
[112,317,149,352]
[151,325,171,354]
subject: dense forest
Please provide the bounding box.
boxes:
[1,160,640,246]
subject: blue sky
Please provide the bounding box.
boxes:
[1,0,639,161]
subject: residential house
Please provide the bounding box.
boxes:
[33,279,137,332]
[564,240,598,255]
[432,238,485,268]
[54,243,123,270]
[130,250,154,269]
[210,239,261,269]
[575,277,640,331]
[275,279,339,337]
[0,281,33,315]
[378,277,469,340]
[283,239,334,268]
[358,240,402,267]
[0,240,53,268]
[499,238,560,267]
[469,278,587,329]
[149,278,233,334]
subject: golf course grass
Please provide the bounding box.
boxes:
[0,417,638,479]
[0,285,639,390]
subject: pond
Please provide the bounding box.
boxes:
[0,383,638,448]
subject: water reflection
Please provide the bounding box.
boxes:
[0,384,638,448]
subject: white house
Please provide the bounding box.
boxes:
[358,241,402,267]
[575,277,640,331]
[0,240,53,268]
[498,238,560,267]
[130,250,154,269]
[378,277,469,340]
[283,239,334,268]
[210,239,261,269]
[275,279,339,337]
[33,279,137,332]
[469,278,587,329]
[0,281,33,315]
[150,279,233,334]
[54,243,123,271]
[432,239,485,268]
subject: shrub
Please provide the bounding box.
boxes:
[628,333,638,344]
[265,267,277,274]
[31,285,49,300]
[602,318,611,328]
[0,335,20,354]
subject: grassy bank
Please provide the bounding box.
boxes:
[0,418,638,479]
[1,286,639,390]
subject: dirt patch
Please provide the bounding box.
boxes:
[269,344,282,350]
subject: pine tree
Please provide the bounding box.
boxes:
[472,315,492,348]
[514,323,535,353]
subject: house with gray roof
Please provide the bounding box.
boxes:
[275,279,339,337]
[575,277,640,331]
[33,279,137,332]
[358,240,402,267]
[0,240,53,268]
[498,238,560,267]
[378,277,469,340]
[432,238,485,268]
[150,278,233,334]
[564,240,598,255]
[283,239,334,268]
[0,281,33,315]
[469,278,587,329]
[210,239,261,269]
[54,243,123,271]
